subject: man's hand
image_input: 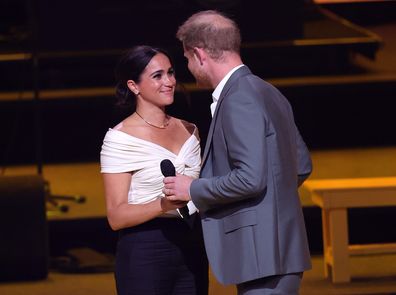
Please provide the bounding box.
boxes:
[163,174,193,202]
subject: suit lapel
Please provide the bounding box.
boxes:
[201,66,252,165]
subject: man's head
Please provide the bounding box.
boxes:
[177,10,242,88]
[176,10,241,61]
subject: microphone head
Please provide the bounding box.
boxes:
[160,159,176,177]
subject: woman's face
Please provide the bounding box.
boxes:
[134,53,176,108]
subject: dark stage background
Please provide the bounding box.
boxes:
[1,0,396,278]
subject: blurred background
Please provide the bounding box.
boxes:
[0,0,396,294]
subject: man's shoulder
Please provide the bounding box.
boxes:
[236,72,276,92]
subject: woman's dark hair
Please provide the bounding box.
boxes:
[114,45,174,109]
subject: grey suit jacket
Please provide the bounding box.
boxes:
[190,66,312,285]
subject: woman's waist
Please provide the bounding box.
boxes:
[118,212,200,236]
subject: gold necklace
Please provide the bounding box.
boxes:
[135,111,170,129]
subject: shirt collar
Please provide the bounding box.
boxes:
[212,64,244,103]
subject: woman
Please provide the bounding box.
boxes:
[100,45,208,295]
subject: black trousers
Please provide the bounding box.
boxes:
[115,215,209,295]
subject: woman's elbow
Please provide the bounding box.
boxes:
[107,218,120,231]
[106,210,123,231]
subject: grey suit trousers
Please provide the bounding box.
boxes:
[236,272,303,295]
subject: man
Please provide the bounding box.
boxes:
[164,10,312,295]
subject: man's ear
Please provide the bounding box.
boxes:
[193,47,206,66]
[127,80,140,95]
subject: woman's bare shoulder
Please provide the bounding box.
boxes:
[173,117,199,139]
[113,116,147,138]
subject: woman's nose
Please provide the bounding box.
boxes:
[164,75,176,86]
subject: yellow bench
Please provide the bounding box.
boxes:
[304,177,396,283]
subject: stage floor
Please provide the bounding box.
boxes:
[3,146,396,221]
[1,254,396,295]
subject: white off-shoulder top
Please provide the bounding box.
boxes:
[100,127,200,217]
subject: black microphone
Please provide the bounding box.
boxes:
[160,159,176,177]
[160,159,190,219]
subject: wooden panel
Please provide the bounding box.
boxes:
[349,243,396,255]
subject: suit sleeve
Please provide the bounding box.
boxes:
[191,89,268,213]
[287,101,312,186]
[295,126,312,186]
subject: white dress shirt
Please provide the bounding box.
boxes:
[211,64,244,117]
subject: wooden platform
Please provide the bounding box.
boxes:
[305,177,396,283]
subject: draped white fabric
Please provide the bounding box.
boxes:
[100,128,200,217]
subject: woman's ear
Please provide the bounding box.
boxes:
[127,80,140,96]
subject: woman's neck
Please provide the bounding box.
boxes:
[135,107,170,129]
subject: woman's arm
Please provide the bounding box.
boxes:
[103,172,187,230]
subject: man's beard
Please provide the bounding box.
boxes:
[194,69,211,88]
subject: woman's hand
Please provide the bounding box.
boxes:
[160,197,188,213]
